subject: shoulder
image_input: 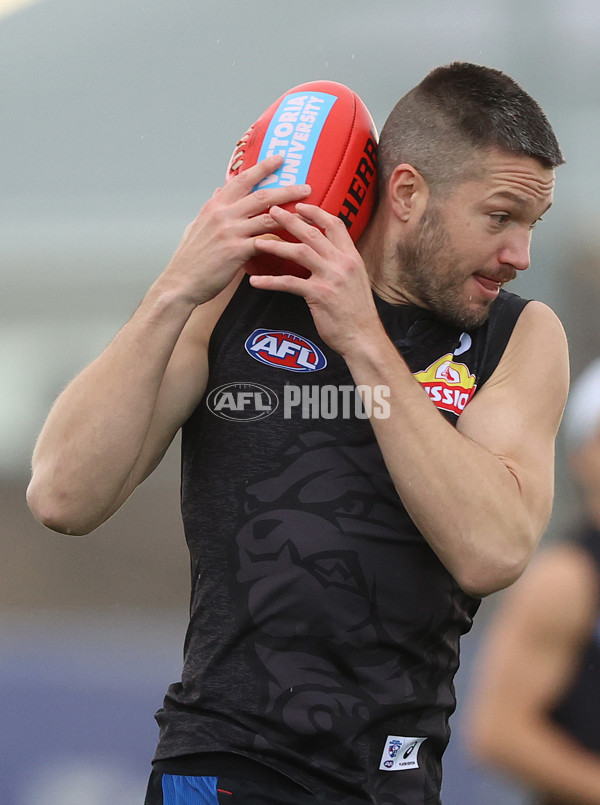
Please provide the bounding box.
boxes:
[465,293,563,390]
[490,296,567,360]
[510,299,567,347]
[461,299,568,425]
[482,292,566,351]
[480,299,568,400]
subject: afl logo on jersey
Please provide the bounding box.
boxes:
[245,329,327,373]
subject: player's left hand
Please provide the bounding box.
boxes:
[250,203,385,356]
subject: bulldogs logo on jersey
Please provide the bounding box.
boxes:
[245,329,327,372]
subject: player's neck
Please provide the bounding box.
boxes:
[358,219,419,308]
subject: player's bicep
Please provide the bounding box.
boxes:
[457,301,569,533]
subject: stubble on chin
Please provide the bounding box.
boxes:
[394,207,493,331]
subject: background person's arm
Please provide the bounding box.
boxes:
[466,545,600,804]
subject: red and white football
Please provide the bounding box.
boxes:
[226,80,378,276]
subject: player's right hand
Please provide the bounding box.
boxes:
[160,154,312,306]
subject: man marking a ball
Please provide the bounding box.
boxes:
[27,64,568,804]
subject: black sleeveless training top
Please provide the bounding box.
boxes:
[152,279,529,804]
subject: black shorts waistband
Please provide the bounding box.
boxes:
[153,751,310,796]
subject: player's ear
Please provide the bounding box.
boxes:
[387,164,430,224]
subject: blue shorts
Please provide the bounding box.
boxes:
[144,769,319,805]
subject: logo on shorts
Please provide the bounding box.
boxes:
[379,736,427,772]
[245,329,327,373]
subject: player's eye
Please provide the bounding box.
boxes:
[489,213,510,225]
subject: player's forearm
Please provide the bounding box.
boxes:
[344,335,538,597]
[27,286,197,535]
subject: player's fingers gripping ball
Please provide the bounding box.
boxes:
[226,80,379,277]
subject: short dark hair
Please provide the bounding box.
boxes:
[378,62,564,198]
